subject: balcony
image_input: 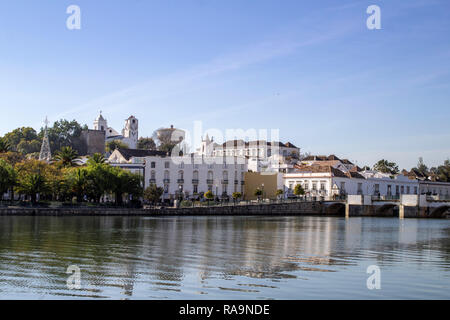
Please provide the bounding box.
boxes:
[234,180,239,185]
[149,179,156,184]
[192,179,199,184]
[177,179,184,184]
[221,180,229,185]
[163,179,170,184]
[207,179,214,184]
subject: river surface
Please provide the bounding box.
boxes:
[0,215,449,299]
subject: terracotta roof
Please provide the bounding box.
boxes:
[293,164,364,179]
[116,148,168,160]
[221,140,298,148]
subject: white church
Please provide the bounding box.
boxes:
[93,112,139,149]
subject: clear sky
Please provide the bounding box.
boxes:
[1,0,449,169]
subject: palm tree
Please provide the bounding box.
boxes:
[54,146,78,167]
[17,172,48,204]
[87,153,106,165]
[69,168,88,202]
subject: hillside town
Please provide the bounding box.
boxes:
[1,113,450,205]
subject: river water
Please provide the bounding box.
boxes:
[0,216,449,299]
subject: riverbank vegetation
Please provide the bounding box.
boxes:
[0,147,143,206]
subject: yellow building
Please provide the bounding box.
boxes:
[244,172,280,200]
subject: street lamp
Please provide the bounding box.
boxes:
[178,185,183,202]
[215,182,218,203]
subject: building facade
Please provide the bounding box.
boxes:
[108,149,248,201]
[197,136,300,160]
[283,166,420,199]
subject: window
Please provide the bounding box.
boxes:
[357,183,363,194]
[193,171,199,180]
[164,170,170,180]
[312,182,317,191]
[151,162,156,168]
[178,170,184,180]
[165,161,170,168]
[401,186,404,194]
[406,186,410,194]
[304,182,309,190]
[151,171,156,180]
[223,171,228,180]
[387,185,392,196]
[179,162,184,169]
[414,187,418,194]
[396,185,399,195]
[193,185,198,193]
[340,182,346,192]
[374,184,380,194]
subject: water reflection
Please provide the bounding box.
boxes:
[0,216,449,299]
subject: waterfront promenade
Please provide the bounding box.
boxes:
[1,195,449,218]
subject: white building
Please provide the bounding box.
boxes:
[418,181,450,198]
[283,165,420,199]
[108,149,247,201]
[93,113,139,149]
[197,136,299,160]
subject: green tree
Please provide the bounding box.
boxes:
[15,159,50,204]
[158,142,177,154]
[294,184,305,196]
[87,153,106,165]
[109,167,143,205]
[45,165,69,202]
[276,189,284,199]
[436,159,450,182]
[137,137,156,150]
[0,138,11,153]
[143,184,164,204]
[68,168,89,202]
[43,119,86,152]
[106,140,129,152]
[204,190,214,202]
[412,157,429,177]
[16,172,48,204]
[3,127,40,154]
[232,192,242,202]
[85,163,112,203]
[373,159,399,175]
[54,146,79,168]
[0,159,16,199]
[254,188,263,199]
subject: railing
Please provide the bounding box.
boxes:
[177,179,184,184]
[234,180,239,185]
[163,179,170,183]
[207,179,214,184]
[221,180,229,185]
[192,179,199,184]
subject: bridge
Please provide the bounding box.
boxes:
[343,195,450,218]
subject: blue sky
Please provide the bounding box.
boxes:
[0,0,449,169]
